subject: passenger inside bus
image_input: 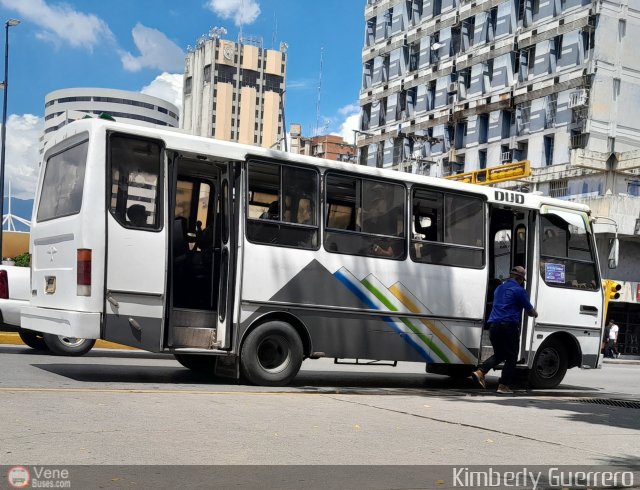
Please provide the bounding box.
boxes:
[127,204,148,227]
[363,186,402,258]
[260,200,279,220]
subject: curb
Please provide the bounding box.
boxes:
[603,358,640,366]
[0,332,138,350]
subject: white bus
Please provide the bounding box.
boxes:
[22,118,615,387]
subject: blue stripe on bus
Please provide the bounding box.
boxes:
[334,269,433,363]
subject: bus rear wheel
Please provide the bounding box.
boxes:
[240,321,303,386]
[43,334,96,356]
[174,353,217,373]
[528,337,568,389]
[19,329,49,351]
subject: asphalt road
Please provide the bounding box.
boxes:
[1,344,639,469]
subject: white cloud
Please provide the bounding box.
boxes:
[207,0,261,26]
[335,104,361,143]
[1,114,43,200]
[141,73,184,115]
[121,23,185,72]
[0,0,114,49]
[285,79,315,90]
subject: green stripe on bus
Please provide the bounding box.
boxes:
[361,278,450,363]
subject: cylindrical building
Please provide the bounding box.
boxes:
[41,87,180,154]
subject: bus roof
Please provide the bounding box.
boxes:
[48,118,591,214]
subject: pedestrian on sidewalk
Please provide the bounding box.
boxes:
[605,319,619,359]
[471,266,538,394]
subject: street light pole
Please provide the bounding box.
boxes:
[352,129,373,165]
[0,18,20,261]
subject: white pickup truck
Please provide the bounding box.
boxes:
[0,264,95,355]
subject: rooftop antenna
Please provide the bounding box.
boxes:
[272,12,277,50]
[314,47,324,137]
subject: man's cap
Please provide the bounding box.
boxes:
[510,266,527,280]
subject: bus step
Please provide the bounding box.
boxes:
[334,358,398,367]
[173,326,218,349]
[172,308,216,328]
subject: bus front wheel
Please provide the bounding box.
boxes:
[240,321,303,386]
[43,334,96,356]
[528,338,568,389]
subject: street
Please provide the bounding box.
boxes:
[1,344,639,468]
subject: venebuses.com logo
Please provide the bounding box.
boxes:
[7,466,30,488]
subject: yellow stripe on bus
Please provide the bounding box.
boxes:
[388,285,475,365]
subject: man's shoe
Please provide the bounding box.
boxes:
[471,369,486,389]
[497,384,513,394]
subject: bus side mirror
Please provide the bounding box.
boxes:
[608,237,619,269]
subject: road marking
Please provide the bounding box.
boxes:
[0,332,138,350]
[0,387,322,396]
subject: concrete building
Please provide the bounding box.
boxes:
[358,0,640,353]
[42,88,179,153]
[289,123,355,162]
[182,33,287,149]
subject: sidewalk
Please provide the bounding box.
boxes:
[602,354,640,365]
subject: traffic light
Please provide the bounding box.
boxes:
[604,279,621,300]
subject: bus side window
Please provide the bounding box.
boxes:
[324,174,406,260]
[246,161,319,250]
[410,187,484,268]
[109,135,162,231]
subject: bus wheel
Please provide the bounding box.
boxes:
[174,354,217,373]
[528,338,568,389]
[240,321,303,386]
[18,329,49,351]
[43,334,96,356]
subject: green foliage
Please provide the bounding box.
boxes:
[13,252,30,267]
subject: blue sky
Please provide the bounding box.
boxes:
[0,0,365,199]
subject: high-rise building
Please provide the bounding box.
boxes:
[182,33,287,149]
[358,0,640,355]
[42,88,179,154]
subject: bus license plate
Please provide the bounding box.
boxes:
[45,276,56,294]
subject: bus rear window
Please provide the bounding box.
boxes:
[37,139,88,222]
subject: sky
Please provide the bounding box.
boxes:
[0,0,366,200]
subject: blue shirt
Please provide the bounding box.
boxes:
[488,278,534,324]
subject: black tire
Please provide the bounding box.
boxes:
[43,333,96,356]
[174,353,217,373]
[529,337,568,389]
[240,321,303,386]
[18,329,49,351]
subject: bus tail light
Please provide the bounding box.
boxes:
[0,270,8,299]
[77,249,91,296]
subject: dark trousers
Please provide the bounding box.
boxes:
[479,322,520,386]
[605,339,616,358]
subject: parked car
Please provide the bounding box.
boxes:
[0,264,95,355]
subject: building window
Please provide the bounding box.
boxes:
[544,135,554,166]
[203,64,212,83]
[613,78,621,101]
[479,149,487,169]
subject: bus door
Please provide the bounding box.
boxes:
[532,206,602,358]
[167,157,220,349]
[215,162,237,349]
[103,134,167,351]
[485,206,534,362]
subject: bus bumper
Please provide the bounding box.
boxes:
[21,306,101,339]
